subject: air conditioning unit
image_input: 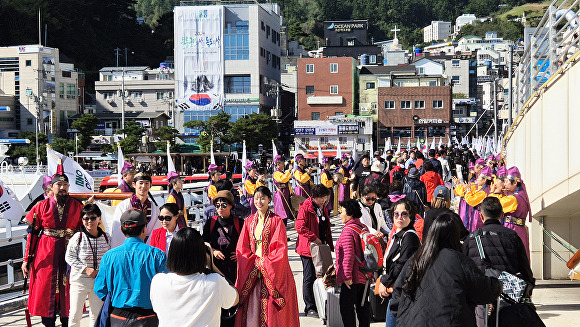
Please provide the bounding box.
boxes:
[106,99,114,104]
[137,98,144,103]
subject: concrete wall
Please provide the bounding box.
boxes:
[504,55,580,279]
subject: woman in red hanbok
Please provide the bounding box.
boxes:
[235,186,299,327]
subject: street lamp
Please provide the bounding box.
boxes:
[26,88,41,167]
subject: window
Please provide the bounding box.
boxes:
[335,112,343,116]
[380,127,392,138]
[132,91,143,99]
[103,92,114,99]
[366,82,375,89]
[59,83,65,98]
[330,63,338,73]
[384,100,395,109]
[414,100,425,109]
[414,126,425,138]
[339,137,347,144]
[452,60,460,67]
[261,21,265,31]
[224,21,249,60]
[225,75,251,94]
[266,25,270,37]
[369,55,377,64]
[433,100,443,108]
[62,71,72,78]
[66,84,76,99]
[452,76,460,85]
[393,127,412,138]
[401,101,411,109]
[428,126,446,137]
[395,81,405,87]
[156,92,165,100]
[25,60,32,67]
[429,81,437,86]
[418,67,425,74]
[27,118,33,125]
[453,107,466,115]
[306,86,314,95]
[312,112,321,120]
[306,64,314,73]
[330,85,338,94]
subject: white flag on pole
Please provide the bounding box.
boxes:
[272,139,278,160]
[47,146,94,193]
[430,138,436,150]
[167,141,176,174]
[336,141,342,159]
[117,143,124,187]
[318,140,324,165]
[210,141,216,165]
[406,138,410,152]
[0,181,25,221]
[352,138,357,162]
[241,140,247,179]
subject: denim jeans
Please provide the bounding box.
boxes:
[385,298,396,327]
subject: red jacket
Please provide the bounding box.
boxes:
[335,219,368,285]
[420,171,444,202]
[295,197,334,257]
[149,227,168,253]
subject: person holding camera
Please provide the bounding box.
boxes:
[94,209,167,327]
[150,228,239,327]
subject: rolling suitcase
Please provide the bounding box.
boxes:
[326,285,344,327]
[313,277,328,324]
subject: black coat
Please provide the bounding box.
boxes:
[403,178,428,216]
[379,225,421,287]
[391,248,502,327]
[423,208,469,241]
[463,219,534,285]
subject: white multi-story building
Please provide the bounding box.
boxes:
[94,65,176,132]
[0,45,79,137]
[455,14,478,33]
[174,3,281,140]
[423,21,452,43]
[456,32,514,53]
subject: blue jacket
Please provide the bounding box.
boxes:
[94,237,166,309]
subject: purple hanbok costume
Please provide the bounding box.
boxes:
[273,169,293,221]
[503,167,532,258]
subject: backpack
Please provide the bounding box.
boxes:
[391,169,405,183]
[345,224,384,274]
[210,216,241,235]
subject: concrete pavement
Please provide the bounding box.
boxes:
[1,215,578,326]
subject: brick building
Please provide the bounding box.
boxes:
[297,57,357,121]
[377,86,452,143]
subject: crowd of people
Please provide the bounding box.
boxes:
[20,143,536,327]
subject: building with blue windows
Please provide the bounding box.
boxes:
[178,2,282,140]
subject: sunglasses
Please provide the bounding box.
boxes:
[393,211,409,219]
[158,215,174,222]
[82,216,98,222]
[216,203,229,209]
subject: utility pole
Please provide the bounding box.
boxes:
[508,46,513,129]
[493,77,498,142]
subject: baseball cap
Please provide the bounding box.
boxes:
[433,185,450,200]
[120,209,147,228]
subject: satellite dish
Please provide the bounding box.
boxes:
[18,157,29,166]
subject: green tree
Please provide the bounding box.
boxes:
[230,113,278,151]
[6,132,48,165]
[51,137,75,155]
[183,111,233,152]
[154,126,181,152]
[71,114,99,150]
[118,120,146,154]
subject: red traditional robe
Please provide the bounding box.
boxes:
[235,211,299,327]
[24,197,83,318]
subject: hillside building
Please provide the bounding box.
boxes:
[423,21,453,43]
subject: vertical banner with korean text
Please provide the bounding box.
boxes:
[175,6,224,111]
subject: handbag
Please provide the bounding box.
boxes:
[475,233,530,304]
[310,243,333,277]
[322,265,336,289]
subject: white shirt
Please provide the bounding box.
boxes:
[358,201,387,235]
[110,198,160,248]
[150,272,238,327]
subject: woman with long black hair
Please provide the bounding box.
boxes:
[390,212,501,327]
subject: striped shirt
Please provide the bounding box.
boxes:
[65,230,111,281]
